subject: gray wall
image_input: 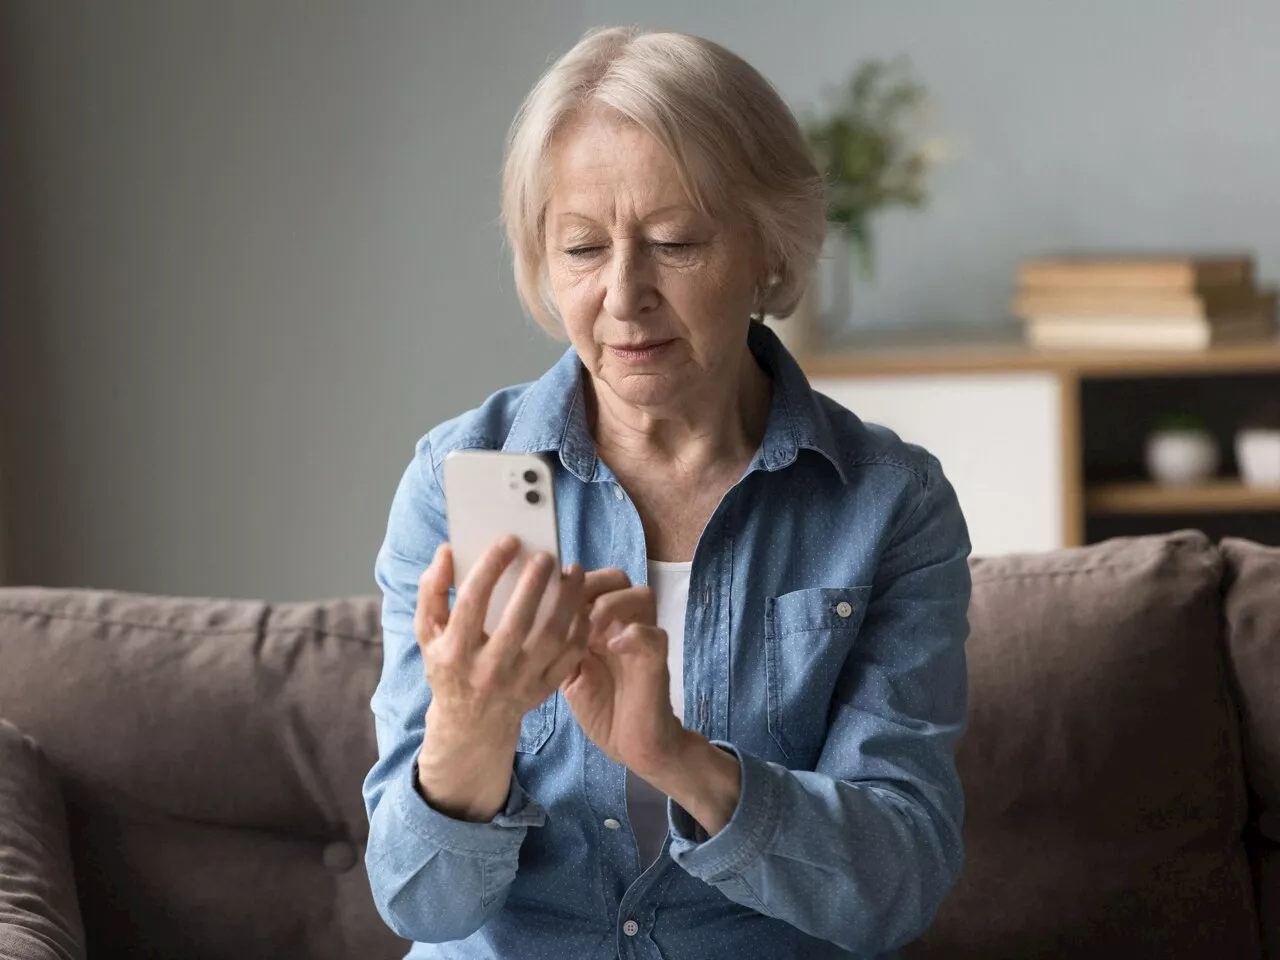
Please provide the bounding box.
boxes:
[585,0,1280,331]
[3,1,1278,599]
[1,1,580,599]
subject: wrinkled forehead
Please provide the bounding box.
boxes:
[541,107,725,230]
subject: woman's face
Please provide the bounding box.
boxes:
[543,115,763,411]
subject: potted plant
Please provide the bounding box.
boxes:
[1235,401,1280,489]
[765,58,942,356]
[1145,412,1220,487]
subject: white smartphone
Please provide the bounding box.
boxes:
[441,449,562,636]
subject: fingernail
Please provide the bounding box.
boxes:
[501,534,520,551]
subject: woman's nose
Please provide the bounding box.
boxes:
[602,248,659,320]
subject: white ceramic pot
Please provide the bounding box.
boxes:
[1145,429,1220,486]
[1235,428,1280,488]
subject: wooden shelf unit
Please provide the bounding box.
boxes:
[804,335,1280,380]
[1087,480,1280,515]
[801,329,1280,550]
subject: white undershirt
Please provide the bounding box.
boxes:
[625,559,691,868]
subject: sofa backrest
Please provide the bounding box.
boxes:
[0,589,405,959]
[905,530,1262,959]
[1,530,1276,959]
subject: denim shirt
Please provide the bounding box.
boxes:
[364,322,972,960]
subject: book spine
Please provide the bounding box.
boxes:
[1018,260,1253,291]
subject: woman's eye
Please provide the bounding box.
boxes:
[652,242,700,257]
[561,241,697,258]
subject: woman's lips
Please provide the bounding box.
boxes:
[606,339,675,363]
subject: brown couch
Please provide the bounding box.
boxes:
[1,530,1277,959]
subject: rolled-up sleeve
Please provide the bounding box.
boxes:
[669,452,971,955]
[362,434,543,944]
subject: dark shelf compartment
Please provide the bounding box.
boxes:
[1079,372,1280,546]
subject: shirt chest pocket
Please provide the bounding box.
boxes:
[764,586,873,763]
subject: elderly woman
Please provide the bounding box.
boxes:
[364,26,971,960]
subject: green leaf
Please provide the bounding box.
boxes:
[802,56,936,270]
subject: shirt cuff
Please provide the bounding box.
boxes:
[667,741,782,881]
[390,759,546,859]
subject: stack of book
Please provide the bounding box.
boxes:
[1014,255,1278,350]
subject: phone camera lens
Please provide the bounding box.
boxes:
[525,490,541,505]
[523,470,538,484]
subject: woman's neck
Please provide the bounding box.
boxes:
[585,341,773,483]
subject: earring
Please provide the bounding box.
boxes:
[754,273,781,313]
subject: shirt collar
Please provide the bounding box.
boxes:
[502,322,847,484]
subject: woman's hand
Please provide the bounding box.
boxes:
[414,535,586,820]
[563,576,743,838]
[560,582,686,779]
[417,535,587,744]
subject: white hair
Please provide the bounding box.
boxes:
[501,26,827,336]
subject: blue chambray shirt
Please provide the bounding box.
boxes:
[364,322,972,959]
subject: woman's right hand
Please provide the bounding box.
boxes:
[416,535,587,744]
[413,534,611,821]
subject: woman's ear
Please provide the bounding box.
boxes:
[754,271,783,313]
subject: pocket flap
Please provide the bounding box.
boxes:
[766,586,873,636]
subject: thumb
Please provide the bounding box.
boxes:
[606,623,667,661]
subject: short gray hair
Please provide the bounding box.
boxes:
[501,26,827,335]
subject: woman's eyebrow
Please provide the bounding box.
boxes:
[639,204,698,221]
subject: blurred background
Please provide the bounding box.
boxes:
[2,0,1278,601]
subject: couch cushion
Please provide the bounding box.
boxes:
[1222,538,1280,959]
[905,531,1259,959]
[0,589,407,960]
[0,720,85,960]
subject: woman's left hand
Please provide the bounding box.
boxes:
[560,582,687,778]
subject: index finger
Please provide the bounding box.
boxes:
[581,567,631,606]
[560,566,630,659]
[450,534,521,644]
[586,585,657,649]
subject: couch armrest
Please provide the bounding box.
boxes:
[0,720,85,960]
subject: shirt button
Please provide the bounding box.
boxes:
[603,818,621,830]
[613,483,624,500]
[835,600,853,618]
[622,919,639,936]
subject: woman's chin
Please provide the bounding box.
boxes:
[602,371,682,409]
